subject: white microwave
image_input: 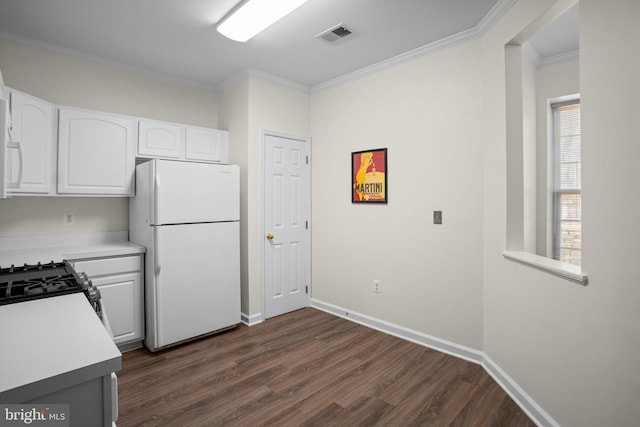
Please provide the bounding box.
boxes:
[0,69,20,199]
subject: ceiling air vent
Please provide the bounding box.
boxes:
[315,24,352,43]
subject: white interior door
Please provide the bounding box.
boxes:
[264,131,311,319]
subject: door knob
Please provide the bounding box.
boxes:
[266,233,274,240]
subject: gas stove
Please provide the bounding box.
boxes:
[0,261,102,316]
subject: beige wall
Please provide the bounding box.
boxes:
[310,40,485,349]
[0,40,218,125]
[482,0,640,426]
[246,78,310,316]
[2,1,639,424]
[219,75,310,317]
[218,78,251,314]
[0,39,219,237]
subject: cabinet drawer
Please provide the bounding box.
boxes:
[72,255,142,277]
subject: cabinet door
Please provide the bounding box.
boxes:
[91,272,143,346]
[71,255,144,347]
[138,119,185,159]
[185,126,228,163]
[58,107,135,195]
[8,89,56,194]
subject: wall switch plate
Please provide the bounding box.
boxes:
[433,210,442,224]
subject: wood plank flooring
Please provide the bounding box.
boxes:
[117,308,535,426]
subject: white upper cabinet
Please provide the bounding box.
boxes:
[58,107,135,196]
[137,118,229,164]
[137,119,185,159]
[185,126,229,164]
[8,89,56,195]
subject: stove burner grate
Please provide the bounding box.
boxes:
[0,261,85,305]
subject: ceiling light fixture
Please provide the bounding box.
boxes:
[217,0,310,42]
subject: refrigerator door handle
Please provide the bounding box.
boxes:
[153,230,161,277]
[153,174,160,225]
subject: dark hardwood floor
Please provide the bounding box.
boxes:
[117,308,535,426]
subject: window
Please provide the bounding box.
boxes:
[551,100,581,265]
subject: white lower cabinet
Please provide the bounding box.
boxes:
[71,255,144,350]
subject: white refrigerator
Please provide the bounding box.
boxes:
[129,159,240,351]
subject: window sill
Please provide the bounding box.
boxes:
[502,251,588,285]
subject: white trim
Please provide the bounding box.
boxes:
[502,251,588,285]
[309,28,479,93]
[241,312,264,326]
[217,68,309,94]
[310,298,560,427]
[537,49,579,68]
[0,31,217,92]
[482,354,560,427]
[261,129,312,320]
[310,299,482,364]
[476,0,518,35]
[524,42,579,69]
[309,0,517,93]
[0,0,517,95]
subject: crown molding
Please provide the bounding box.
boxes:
[523,41,579,69]
[476,0,518,35]
[310,27,479,93]
[537,49,579,68]
[217,67,309,94]
[0,30,217,92]
[310,0,518,93]
[0,0,519,95]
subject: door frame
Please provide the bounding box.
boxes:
[261,129,311,321]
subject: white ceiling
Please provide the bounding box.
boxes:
[0,0,578,91]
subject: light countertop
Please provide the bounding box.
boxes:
[0,293,122,402]
[0,231,145,266]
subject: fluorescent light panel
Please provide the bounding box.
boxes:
[217,0,310,42]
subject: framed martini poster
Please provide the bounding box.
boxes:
[351,148,387,203]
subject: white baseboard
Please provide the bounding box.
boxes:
[310,299,483,364]
[310,298,557,427]
[241,312,263,326]
[482,355,558,427]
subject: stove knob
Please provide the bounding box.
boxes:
[87,284,101,302]
[77,272,90,286]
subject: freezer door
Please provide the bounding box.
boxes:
[151,222,240,349]
[152,159,239,225]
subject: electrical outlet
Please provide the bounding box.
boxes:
[63,213,75,226]
[373,279,381,293]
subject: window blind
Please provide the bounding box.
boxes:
[552,101,581,266]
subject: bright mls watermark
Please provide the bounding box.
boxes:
[0,405,69,426]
